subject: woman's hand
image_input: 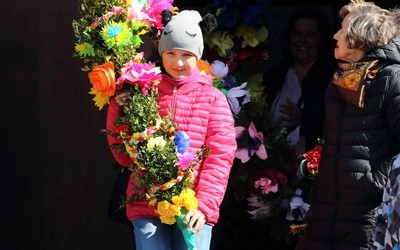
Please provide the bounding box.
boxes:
[115,91,130,106]
[183,209,206,233]
[279,99,302,128]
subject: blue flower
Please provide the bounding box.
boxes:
[174,131,190,154]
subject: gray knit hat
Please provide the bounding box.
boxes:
[158,10,204,59]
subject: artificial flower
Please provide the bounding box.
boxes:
[157,200,181,224]
[210,60,229,78]
[210,0,273,30]
[255,177,278,194]
[144,0,175,29]
[88,88,111,110]
[176,151,197,171]
[174,131,190,154]
[298,144,322,178]
[88,62,116,95]
[227,82,251,115]
[247,195,271,219]
[88,62,116,109]
[119,59,162,95]
[197,59,212,76]
[236,24,268,48]
[286,188,310,221]
[235,122,268,163]
[147,136,167,151]
[173,188,198,212]
[111,6,124,15]
[75,42,95,57]
[101,21,133,49]
[258,168,287,185]
[303,145,322,175]
[210,30,234,57]
[289,224,308,235]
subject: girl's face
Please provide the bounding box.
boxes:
[333,14,366,62]
[162,49,197,79]
[289,18,322,64]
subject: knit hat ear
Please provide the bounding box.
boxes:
[158,10,212,59]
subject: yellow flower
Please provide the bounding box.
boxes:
[177,189,198,212]
[88,88,110,110]
[157,200,181,224]
[247,74,265,102]
[147,136,167,151]
[75,42,95,57]
[210,31,234,57]
[237,24,268,48]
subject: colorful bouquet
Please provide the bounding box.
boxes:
[72,0,174,109]
[72,1,207,249]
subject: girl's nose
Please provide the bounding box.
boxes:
[176,58,184,66]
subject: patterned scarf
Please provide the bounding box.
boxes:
[331,60,384,108]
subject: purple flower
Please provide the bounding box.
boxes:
[176,151,196,171]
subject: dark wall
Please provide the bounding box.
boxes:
[1,0,398,249]
[1,1,134,249]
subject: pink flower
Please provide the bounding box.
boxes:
[254,168,287,195]
[235,122,268,163]
[120,60,162,95]
[255,177,277,194]
[176,151,196,171]
[127,0,174,29]
[111,6,124,16]
[144,0,174,29]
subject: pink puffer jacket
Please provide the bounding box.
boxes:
[106,69,237,225]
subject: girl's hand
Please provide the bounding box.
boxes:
[183,209,206,233]
[115,91,130,106]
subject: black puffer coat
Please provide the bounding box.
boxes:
[300,36,400,249]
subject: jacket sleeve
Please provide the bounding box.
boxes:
[369,69,400,204]
[386,70,400,144]
[106,97,133,168]
[195,90,237,224]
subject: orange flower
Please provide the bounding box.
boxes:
[88,62,116,97]
[197,59,211,76]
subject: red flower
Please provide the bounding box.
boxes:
[303,145,322,175]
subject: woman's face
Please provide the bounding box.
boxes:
[333,14,366,62]
[162,49,197,79]
[290,18,322,64]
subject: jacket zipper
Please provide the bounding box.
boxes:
[329,99,345,244]
[171,86,177,120]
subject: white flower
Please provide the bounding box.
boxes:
[247,195,271,219]
[286,188,310,221]
[227,82,251,115]
[147,136,166,151]
[210,60,229,78]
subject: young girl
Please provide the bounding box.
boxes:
[106,10,237,250]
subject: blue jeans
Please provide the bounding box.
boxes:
[132,218,212,250]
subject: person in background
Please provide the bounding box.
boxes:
[372,153,400,250]
[263,7,336,155]
[296,2,400,249]
[106,10,237,250]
